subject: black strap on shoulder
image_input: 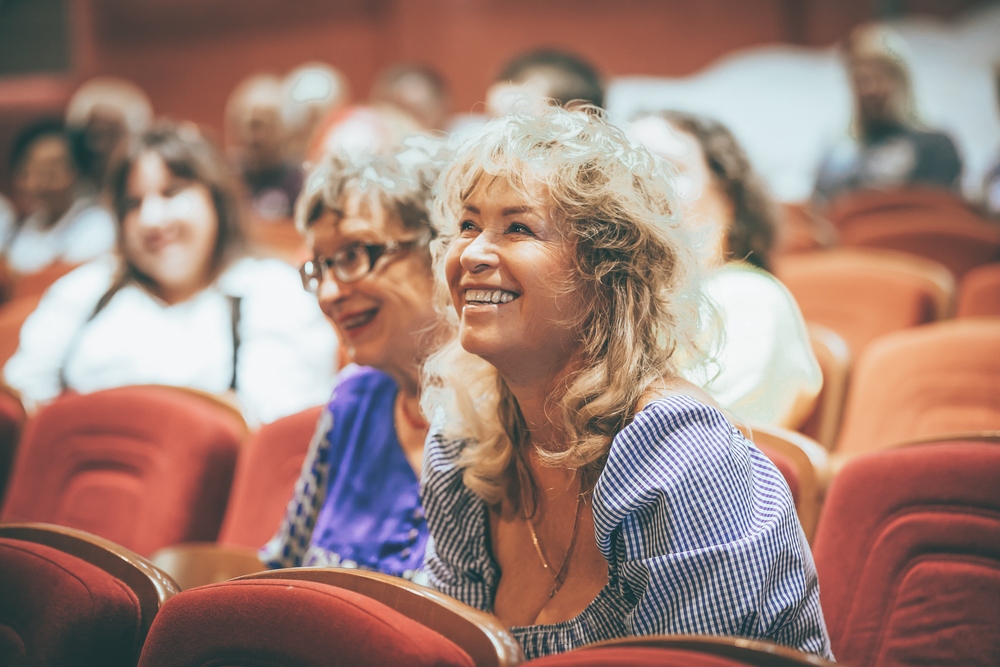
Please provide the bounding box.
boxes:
[228,295,241,391]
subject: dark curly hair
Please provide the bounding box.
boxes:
[645,111,778,273]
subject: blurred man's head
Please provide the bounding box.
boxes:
[227,74,286,172]
[66,77,153,185]
[282,62,351,160]
[843,25,916,135]
[10,120,79,221]
[370,63,449,131]
[487,49,604,116]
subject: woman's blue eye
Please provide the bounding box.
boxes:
[508,223,533,235]
[459,220,477,232]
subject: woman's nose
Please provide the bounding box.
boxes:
[137,196,170,230]
[316,271,350,310]
[460,231,500,273]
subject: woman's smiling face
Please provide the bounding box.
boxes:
[444,175,582,382]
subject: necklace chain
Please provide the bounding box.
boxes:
[526,494,584,599]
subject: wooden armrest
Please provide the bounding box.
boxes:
[149,542,266,591]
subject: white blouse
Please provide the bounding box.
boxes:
[4,256,338,425]
[2,198,116,274]
[684,263,822,428]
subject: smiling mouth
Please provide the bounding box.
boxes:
[340,308,379,331]
[464,288,520,305]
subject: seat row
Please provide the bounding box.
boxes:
[3,433,997,666]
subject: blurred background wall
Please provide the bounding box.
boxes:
[0,0,996,194]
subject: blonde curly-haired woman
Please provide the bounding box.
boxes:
[420,107,832,660]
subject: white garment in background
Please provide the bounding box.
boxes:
[685,262,822,428]
[2,197,116,273]
[4,255,338,425]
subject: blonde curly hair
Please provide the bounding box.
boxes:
[422,106,708,505]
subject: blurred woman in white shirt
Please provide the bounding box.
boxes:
[4,123,338,425]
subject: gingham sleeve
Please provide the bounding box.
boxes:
[420,429,499,613]
[593,396,833,658]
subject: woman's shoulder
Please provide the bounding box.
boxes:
[43,256,118,302]
[218,256,301,294]
[596,394,752,506]
[329,364,397,401]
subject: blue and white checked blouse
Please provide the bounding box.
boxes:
[421,395,834,661]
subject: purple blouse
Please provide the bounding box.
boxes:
[259,366,427,579]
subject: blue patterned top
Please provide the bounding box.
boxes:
[421,395,833,660]
[260,366,427,579]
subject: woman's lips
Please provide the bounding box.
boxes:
[339,308,379,336]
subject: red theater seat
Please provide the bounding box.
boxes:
[0,523,179,667]
[235,568,523,666]
[0,385,24,504]
[218,404,324,548]
[149,405,324,590]
[833,319,1000,456]
[526,635,836,666]
[0,385,244,556]
[812,440,1000,667]
[137,575,491,667]
[956,263,1000,318]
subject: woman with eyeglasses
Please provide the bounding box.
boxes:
[259,138,448,580]
[3,123,337,426]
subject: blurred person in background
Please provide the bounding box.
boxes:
[631,110,821,428]
[226,74,302,220]
[260,137,448,578]
[65,76,153,191]
[4,123,337,425]
[983,62,1000,218]
[2,119,116,275]
[305,104,423,165]
[487,48,604,116]
[370,63,450,133]
[813,24,962,203]
[282,62,351,164]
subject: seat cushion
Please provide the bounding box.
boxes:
[0,538,142,667]
[137,578,474,667]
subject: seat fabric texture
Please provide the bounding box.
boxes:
[0,386,242,556]
[525,647,745,666]
[136,577,474,667]
[0,538,141,667]
[812,442,1000,667]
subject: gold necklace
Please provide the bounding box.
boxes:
[526,494,584,599]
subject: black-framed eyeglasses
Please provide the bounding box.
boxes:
[299,237,424,292]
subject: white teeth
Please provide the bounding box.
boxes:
[465,289,518,304]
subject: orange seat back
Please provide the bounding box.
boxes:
[834,319,1000,455]
[776,248,954,359]
[956,263,1000,318]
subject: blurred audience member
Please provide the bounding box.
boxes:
[814,24,962,203]
[2,119,115,275]
[282,62,351,163]
[227,74,302,219]
[65,76,153,191]
[370,63,450,132]
[305,105,422,165]
[632,111,821,428]
[984,62,1000,218]
[260,137,448,577]
[4,124,337,425]
[487,48,604,116]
